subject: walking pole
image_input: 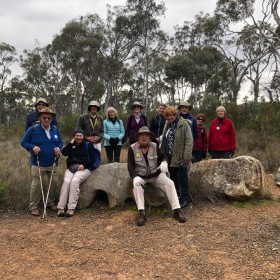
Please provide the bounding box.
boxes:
[43,154,59,218]
[36,156,46,219]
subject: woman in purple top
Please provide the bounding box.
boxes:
[126,101,148,144]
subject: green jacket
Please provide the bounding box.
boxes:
[161,117,193,167]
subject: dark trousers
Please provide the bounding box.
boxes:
[105,145,122,163]
[169,166,190,203]
[192,150,204,163]
[211,151,230,159]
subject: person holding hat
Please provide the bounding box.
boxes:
[177,101,198,140]
[25,97,58,131]
[125,101,148,144]
[76,100,104,152]
[160,106,193,208]
[103,107,125,163]
[150,103,167,145]
[192,113,208,163]
[21,107,63,216]
[127,126,186,226]
[208,106,236,159]
[57,129,97,217]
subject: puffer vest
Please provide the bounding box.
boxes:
[131,142,158,177]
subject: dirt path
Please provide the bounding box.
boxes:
[0,177,280,280]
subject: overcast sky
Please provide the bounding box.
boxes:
[0,0,217,54]
[0,0,267,101]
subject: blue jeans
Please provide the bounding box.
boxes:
[169,166,190,203]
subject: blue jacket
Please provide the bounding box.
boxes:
[103,118,125,146]
[21,124,63,167]
[180,113,198,140]
[25,110,58,132]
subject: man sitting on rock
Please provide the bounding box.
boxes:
[127,126,186,226]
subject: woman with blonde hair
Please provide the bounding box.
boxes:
[103,107,125,163]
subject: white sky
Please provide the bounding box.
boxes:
[0,0,268,101]
[0,0,216,54]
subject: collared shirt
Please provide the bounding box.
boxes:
[42,125,51,139]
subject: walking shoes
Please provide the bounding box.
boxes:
[173,209,186,223]
[57,209,65,217]
[137,213,147,226]
[65,209,75,217]
[31,208,40,216]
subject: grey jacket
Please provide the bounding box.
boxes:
[161,117,193,167]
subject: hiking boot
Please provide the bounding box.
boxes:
[57,209,65,217]
[31,208,40,216]
[173,209,186,223]
[136,213,146,226]
[65,209,75,217]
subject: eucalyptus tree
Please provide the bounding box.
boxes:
[214,0,280,102]
[20,46,70,113]
[92,5,140,112]
[50,14,105,113]
[0,43,18,123]
[125,0,167,112]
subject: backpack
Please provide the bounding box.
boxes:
[84,142,101,170]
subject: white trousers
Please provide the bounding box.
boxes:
[57,169,91,210]
[133,172,181,210]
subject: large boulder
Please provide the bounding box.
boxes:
[78,156,267,208]
[189,156,267,201]
[78,163,168,209]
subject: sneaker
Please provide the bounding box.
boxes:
[57,209,65,217]
[173,209,186,223]
[31,208,40,216]
[136,213,147,226]
[65,209,75,217]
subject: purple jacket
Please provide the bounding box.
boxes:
[126,114,148,144]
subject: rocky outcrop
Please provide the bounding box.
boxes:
[189,156,267,201]
[78,156,267,208]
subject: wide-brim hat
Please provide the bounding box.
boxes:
[37,107,57,117]
[88,100,100,111]
[134,126,154,139]
[35,97,48,107]
[177,101,193,110]
[131,101,143,110]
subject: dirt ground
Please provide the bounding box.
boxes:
[0,175,280,280]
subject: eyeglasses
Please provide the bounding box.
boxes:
[42,117,52,120]
[197,118,205,121]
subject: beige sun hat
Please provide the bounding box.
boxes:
[134,126,154,139]
[37,107,57,117]
[88,100,101,111]
[177,101,193,110]
[131,101,143,110]
[35,97,48,107]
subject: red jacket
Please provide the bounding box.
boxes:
[193,126,208,151]
[208,117,236,151]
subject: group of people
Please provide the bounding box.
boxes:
[20,97,236,226]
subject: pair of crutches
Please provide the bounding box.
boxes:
[36,155,58,219]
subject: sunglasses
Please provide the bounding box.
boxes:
[37,103,47,106]
[197,118,205,121]
[42,117,52,120]
[134,106,141,108]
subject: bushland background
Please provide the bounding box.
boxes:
[1,101,280,210]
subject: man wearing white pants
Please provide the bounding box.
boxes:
[127,126,186,226]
